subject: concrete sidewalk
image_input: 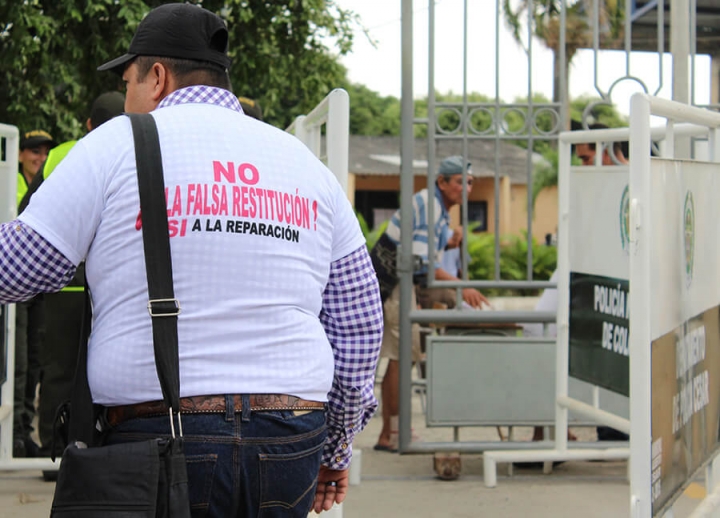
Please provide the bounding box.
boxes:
[0,388,708,518]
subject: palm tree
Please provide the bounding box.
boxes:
[503,1,626,205]
[502,0,625,107]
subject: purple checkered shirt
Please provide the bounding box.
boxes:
[0,86,383,469]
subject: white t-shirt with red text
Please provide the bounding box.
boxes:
[20,102,364,405]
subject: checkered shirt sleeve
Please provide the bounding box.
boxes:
[0,220,76,303]
[320,244,383,469]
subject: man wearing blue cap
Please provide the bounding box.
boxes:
[370,155,490,452]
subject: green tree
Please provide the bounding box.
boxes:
[570,95,628,128]
[341,82,401,135]
[503,0,625,106]
[531,148,560,209]
[0,0,357,140]
[465,230,556,295]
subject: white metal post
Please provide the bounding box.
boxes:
[325,89,350,195]
[0,123,18,465]
[555,137,572,455]
[671,0,691,158]
[628,92,653,518]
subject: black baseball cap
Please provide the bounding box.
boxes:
[237,96,263,121]
[20,130,56,150]
[97,3,231,74]
[90,91,126,129]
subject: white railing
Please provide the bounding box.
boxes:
[629,94,720,518]
[286,88,350,197]
[484,94,720,518]
[0,123,30,470]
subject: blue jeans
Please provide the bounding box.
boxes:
[104,396,327,518]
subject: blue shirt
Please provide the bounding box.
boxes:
[384,185,450,272]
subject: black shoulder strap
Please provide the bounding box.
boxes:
[67,281,94,445]
[128,113,181,412]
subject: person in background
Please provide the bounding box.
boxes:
[238,96,263,121]
[17,130,55,206]
[572,121,629,167]
[416,226,463,310]
[13,129,56,458]
[20,93,126,211]
[371,156,490,452]
[17,93,126,479]
[0,4,382,516]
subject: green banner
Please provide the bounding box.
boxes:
[568,272,629,396]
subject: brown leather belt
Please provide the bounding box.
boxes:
[106,394,325,427]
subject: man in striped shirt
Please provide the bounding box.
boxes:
[371,156,489,452]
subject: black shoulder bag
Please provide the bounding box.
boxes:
[369,233,399,304]
[50,114,191,518]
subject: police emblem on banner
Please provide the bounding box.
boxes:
[619,184,630,253]
[684,191,694,288]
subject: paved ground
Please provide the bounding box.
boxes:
[0,381,708,518]
[0,287,706,518]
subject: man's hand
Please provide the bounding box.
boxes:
[313,466,349,514]
[462,287,490,309]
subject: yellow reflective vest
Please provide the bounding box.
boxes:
[17,140,77,207]
[16,172,29,208]
[42,141,77,179]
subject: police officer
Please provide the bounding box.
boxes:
[13,130,56,458]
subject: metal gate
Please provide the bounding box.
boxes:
[394,0,720,459]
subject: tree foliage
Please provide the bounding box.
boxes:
[465,230,556,295]
[502,0,626,103]
[340,82,401,136]
[0,0,358,140]
[569,95,628,128]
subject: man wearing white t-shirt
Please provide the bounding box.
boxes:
[0,4,382,517]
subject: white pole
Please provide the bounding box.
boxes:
[629,92,653,518]
[326,89,350,196]
[554,137,572,454]
[671,0,691,158]
[0,124,18,466]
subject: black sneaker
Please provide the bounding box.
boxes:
[514,461,566,469]
[42,470,59,482]
[24,437,40,458]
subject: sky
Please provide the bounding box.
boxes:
[333,0,711,117]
